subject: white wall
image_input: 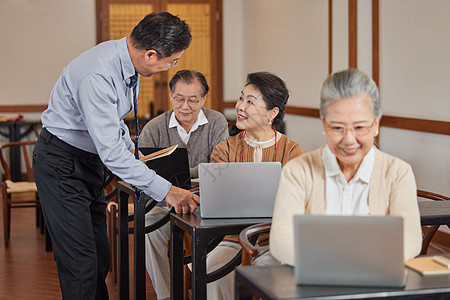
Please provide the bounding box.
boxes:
[222,0,245,102]
[222,0,450,196]
[1,0,449,196]
[0,0,96,105]
[223,0,329,158]
[380,0,450,121]
[378,0,450,195]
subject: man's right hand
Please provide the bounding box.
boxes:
[164,185,200,214]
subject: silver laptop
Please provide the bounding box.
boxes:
[294,215,406,287]
[198,162,281,218]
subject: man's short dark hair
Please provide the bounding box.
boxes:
[130,12,192,58]
[169,70,209,97]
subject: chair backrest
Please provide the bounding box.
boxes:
[418,189,450,201]
[417,189,450,255]
[0,140,36,182]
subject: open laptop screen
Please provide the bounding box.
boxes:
[293,215,406,287]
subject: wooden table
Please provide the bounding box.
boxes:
[117,181,155,300]
[234,202,450,299]
[170,212,271,300]
[235,261,450,300]
[418,199,450,227]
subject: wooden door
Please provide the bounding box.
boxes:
[96,0,222,119]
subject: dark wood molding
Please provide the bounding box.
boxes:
[372,0,379,86]
[215,0,224,113]
[223,102,449,135]
[285,106,321,118]
[222,101,235,109]
[329,0,333,74]
[372,0,380,145]
[348,0,357,68]
[0,105,47,113]
[380,115,450,135]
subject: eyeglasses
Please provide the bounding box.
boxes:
[324,119,376,137]
[172,96,202,108]
[159,53,179,69]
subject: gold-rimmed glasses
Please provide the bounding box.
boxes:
[159,53,179,69]
[324,119,376,137]
[172,96,202,108]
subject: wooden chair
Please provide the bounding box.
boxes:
[239,222,272,266]
[418,189,450,255]
[238,222,271,300]
[0,140,40,247]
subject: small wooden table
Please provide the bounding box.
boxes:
[170,212,271,300]
[418,200,450,227]
[235,262,450,300]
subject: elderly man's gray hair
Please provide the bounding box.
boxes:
[320,69,382,119]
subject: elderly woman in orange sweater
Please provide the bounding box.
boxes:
[205,71,304,299]
[270,69,422,265]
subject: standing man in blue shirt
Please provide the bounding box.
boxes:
[32,12,199,300]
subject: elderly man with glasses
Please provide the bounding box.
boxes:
[139,69,228,300]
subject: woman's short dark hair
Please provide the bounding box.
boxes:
[130,12,192,58]
[245,72,289,127]
[169,70,209,97]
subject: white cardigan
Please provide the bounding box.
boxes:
[270,146,422,265]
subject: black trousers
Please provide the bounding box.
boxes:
[33,128,109,300]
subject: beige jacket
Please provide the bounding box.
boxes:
[270,146,422,265]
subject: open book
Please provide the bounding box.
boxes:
[139,144,178,163]
[406,255,450,276]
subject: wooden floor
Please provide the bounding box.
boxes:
[0,195,157,300]
[1,195,450,299]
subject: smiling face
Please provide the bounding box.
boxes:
[235,84,278,140]
[321,93,380,177]
[169,78,206,132]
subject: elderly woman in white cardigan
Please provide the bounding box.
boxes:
[269,68,422,266]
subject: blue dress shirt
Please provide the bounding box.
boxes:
[41,37,171,201]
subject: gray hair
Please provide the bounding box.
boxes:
[320,69,382,119]
[169,70,209,97]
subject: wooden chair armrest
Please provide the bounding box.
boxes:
[239,222,271,265]
[417,189,450,255]
[417,189,450,201]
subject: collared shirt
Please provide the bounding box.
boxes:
[168,109,208,144]
[40,36,171,201]
[322,145,375,215]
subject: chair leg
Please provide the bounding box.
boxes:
[2,186,11,248]
[421,225,440,255]
[107,203,118,284]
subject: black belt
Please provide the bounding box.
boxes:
[39,127,101,162]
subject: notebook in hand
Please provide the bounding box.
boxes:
[140,147,191,189]
[198,162,281,218]
[294,215,406,287]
